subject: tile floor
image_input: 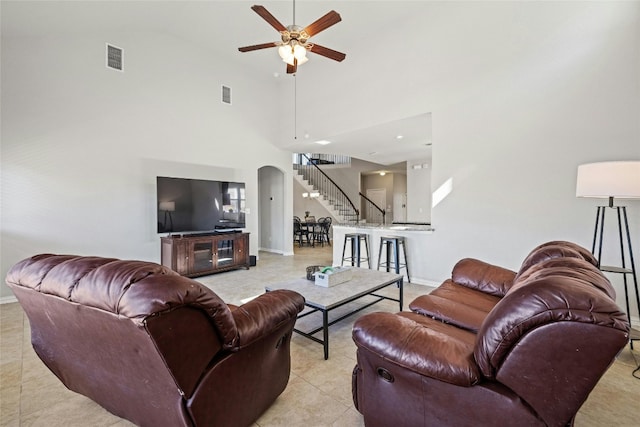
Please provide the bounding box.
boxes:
[1,245,639,426]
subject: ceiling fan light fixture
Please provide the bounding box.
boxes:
[293,43,307,60]
[278,45,291,60]
[239,5,344,74]
[282,56,295,66]
[279,42,308,66]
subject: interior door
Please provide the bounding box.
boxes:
[366,188,386,225]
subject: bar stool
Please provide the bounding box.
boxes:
[341,233,370,268]
[377,236,411,282]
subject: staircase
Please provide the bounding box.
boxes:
[293,154,359,224]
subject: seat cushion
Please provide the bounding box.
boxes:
[430,280,501,313]
[409,294,488,333]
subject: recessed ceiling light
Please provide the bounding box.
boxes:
[314,140,331,145]
[379,172,386,176]
[396,135,404,140]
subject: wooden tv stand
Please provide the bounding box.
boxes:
[161,232,250,278]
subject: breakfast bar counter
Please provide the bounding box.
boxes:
[332,224,434,285]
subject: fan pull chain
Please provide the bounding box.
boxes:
[294,73,297,140]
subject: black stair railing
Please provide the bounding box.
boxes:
[359,192,386,225]
[294,153,359,223]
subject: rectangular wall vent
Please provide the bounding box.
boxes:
[222,85,232,105]
[106,43,123,71]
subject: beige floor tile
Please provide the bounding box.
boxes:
[19,394,132,427]
[0,360,22,389]
[0,341,22,365]
[296,352,358,406]
[1,384,21,425]
[332,407,365,427]
[256,375,351,426]
[19,378,83,418]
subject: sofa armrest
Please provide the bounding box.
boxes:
[451,258,516,297]
[231,290,305,349]
[352,312,480,387]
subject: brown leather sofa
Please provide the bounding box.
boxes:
[352,241,630,427]
[6,254,305,427]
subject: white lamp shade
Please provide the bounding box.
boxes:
[293,44,307,60]
[576,161,640,199]
[279,43,308,66]
[278,45,291,60]
[159,201,175,211]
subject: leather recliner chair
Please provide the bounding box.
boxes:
[6,254,305,427]
[351,241,630,427]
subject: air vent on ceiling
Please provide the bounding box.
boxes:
[222,85,232,105]
[106,43,123,71]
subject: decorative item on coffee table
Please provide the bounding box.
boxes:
[314,266,352,287]
[306,265,322,281]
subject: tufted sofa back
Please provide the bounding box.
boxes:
[515,240,598,279]
[6,254,250,426]
[6,254,237,341]
[473,243,628,426]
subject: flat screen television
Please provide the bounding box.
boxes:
[157,176,246,233]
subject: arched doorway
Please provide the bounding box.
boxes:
[258,166,285,253]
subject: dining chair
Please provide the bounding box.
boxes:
[293,217,310,247]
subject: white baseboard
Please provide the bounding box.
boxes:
[0,295,18,305]
[408,278,440,289]
[258,247,284,255]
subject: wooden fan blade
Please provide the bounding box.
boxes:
[286,59,297,74]
[251,5,287,32]
[238,42,279,52]
[309,44,346,62]
[303,10,341,37]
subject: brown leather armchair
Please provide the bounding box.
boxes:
[6,254,305,427]
[352,241,630,426]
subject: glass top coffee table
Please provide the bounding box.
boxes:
[266,268,403,359]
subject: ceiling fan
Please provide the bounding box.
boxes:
[238,4,346,74]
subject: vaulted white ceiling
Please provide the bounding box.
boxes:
[0,1,452,165]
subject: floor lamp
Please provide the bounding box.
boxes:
[576,161,640,350]
[159,201,175,232]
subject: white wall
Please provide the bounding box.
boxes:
[406,158,432,223]
[281,1,640,315]
[1,30,293,298]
